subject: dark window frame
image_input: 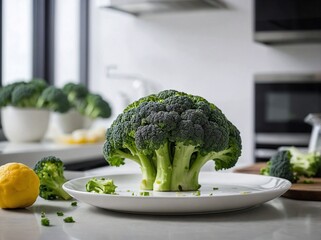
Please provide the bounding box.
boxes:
[33,0,55,85]
[79,0,90,87]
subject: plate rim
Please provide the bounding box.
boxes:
[63,172,292,214]
[63,172,292,199]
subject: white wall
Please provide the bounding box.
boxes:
[2,0,33,84]
[54,0,81,87]
[89,0,321,165]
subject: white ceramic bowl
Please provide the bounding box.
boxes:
[1,106,50,142]
[54,109,93,134]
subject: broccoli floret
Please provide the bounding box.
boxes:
[0,82,24,107]
[260,150,295,182]
[34,156,72,200]
[37,86,71,113]
[86,177,117,194]
[289,147,321,178]
[41,217,50,226]
[57,211,64,216]
[0,80,47,108]
[103,89,242,192]
[62,82,88,104]
[260,147,321,182]
[79,93,112,119]
[11,81,46,108]
[63,216,75,223]
[30,78,48,92]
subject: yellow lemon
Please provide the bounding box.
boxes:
[0,162,40,209]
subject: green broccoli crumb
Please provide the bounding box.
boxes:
[63,217,75,223]
[41,217,50,226]
[209,193,213,196]
[40,211,46,218]
[57,211,64,216]
[213,187,219,190]
[241,191,251,195]
[193,190,201,196]
[139,191,150,196]
[71,201,77,206]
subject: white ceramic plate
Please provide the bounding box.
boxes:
[63,172,291,214]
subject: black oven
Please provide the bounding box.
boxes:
[254,73,321,162]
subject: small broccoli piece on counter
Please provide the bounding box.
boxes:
[57,211,64,216]
[63,216,75,223]
[41,217,50,226]
[34,156,72,200]
[261,147,321,183]
[37,86,71,113]
[86,177,117,194]
[103,89,242,192]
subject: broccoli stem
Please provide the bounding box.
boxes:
[43,178,72,200]
[171,143,197,191]
[114,149,141,165]
[85,104,96,118]
[137,153,156,190]
[153,142,172,191]
[187,148,234,180]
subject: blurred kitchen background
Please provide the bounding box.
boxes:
[0,0,321,169]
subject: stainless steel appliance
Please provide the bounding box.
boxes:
[254,73,321,162]
[254,0,321,44]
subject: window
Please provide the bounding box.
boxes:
[0,0,89,140]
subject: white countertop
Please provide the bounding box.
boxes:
[0,141,104,168]
[1,193,320,240]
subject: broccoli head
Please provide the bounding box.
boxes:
[0,82,24,107]
[260,150,295,182]
[30,78,48,92]
[78,93,112,119]
[37,86,71,113]
[11,80,47,108]
[62,82,88,104]
[260,147,321,182]
[34,156,72,200]
[103,89,242,192]
[86,177,117,194]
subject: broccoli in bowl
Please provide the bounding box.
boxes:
[103,89,242,192]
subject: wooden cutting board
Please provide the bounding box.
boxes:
[234,163,321,201]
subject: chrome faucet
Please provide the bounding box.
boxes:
[305,113,321,153]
